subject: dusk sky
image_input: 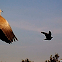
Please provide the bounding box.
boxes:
[0,0,62,62]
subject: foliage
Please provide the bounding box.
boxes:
[45,53,60,62]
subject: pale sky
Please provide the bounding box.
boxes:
[0,0,62,62]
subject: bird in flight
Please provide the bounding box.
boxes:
[41,31,53,40]
[0,10,18,44]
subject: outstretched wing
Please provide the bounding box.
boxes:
[41,32,48,36]
[41,31,49,39]
[0,16,18,44]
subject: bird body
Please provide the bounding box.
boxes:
[41,31,53,40]
[0,15,18,44]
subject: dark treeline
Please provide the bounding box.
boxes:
[21,53,62,62]
[45,53,60,62]
[22,58,34,62]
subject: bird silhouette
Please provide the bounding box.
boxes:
[0,10,18,44]
[41,31,53,40]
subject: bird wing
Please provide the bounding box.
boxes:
[49,31,51,37]
[41,32,48,36]
[0,16,18,42]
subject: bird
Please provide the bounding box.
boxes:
[0,10,18,44]
[41,31,53,40]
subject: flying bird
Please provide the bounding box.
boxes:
[0,10,18,44]
[41,31,53,40]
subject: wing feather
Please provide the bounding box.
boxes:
[0,16,18,43]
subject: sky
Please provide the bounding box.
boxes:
[0,0,62,62]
